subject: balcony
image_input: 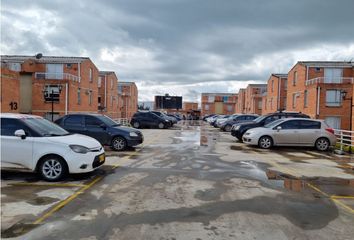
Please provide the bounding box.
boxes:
[35,72,80,82]
[305,77,354,86]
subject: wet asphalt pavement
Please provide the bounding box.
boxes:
[1,121,354,240]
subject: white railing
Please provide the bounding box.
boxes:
[334,129,354,152]
[35,72,80,82]
[114,118,130,126]
[305,77,354,86]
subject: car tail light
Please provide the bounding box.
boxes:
[325,128,335,135]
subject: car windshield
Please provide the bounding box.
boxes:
[24,118,70,136]
[264,119,284,128]
[96,115,121,127]
[254,115,268,123]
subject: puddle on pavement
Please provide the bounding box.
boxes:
[26,196,59,205]
[1,222,38,238]
[266,169,354,196]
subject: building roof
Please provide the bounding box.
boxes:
[1,55,90,64]
[99,71,116,75]
[271,73,288,78]
[118,82,136,86]
[298,61,354,68]
[247,84,267,88]
[201,93,237,96]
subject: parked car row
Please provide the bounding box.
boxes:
[1,113,144,181]
[130,111,179,129]
[204,111,337,151]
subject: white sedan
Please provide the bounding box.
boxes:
[242,118,337,151]
[1,113,105,181]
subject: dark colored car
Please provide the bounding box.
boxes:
[151,111,177,125]
[220,114,259,132]
[231,112,310,141]
[55,114,143,151]
[130,111,171,129]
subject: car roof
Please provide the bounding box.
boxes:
[0,113,43,119]
[278,118,321,122]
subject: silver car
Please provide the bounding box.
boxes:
[242,118,337,151]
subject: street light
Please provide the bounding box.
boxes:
[43,85,63,121]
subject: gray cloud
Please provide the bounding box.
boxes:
[1,0,354,101]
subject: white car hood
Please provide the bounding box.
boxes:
[46,134,102,148]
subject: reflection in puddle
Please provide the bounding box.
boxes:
[266,170,354,196]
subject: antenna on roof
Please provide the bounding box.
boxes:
[35,53,43,59]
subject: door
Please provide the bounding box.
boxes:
[215,102,223,114]
[298,120,321,145]
[46,64,63,79]
[19,74,32,113]
[84,116,108,144]
[273,120,300,145]
[0,118,34,169]
[324,68,342,83]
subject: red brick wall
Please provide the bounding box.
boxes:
[244,86,265,115]
[98,72,119,119]
[201,94,237,115]
[118,83,138,119]
[0,68,20,113]
[263,75,288,114]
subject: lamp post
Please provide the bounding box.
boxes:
[341,90,353,131]
[43,85,63,121]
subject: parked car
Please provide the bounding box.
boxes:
[151,111,177,125]
[231,111,310,141]
[215,115,233,128]
[1,113,105,181]
[167,114,181,121]
[55,114,143,151]
[203,114,216,121]
[242,118,336,151]
[220,114,259,131]
[130,111,171,129]
[210,115,226,127]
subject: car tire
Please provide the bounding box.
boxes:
[224,125,232,132]
[111,136,127,151]
[132,121,140,128]
[315,137,330,151]
[39,156,67,182]
[158,122,165,129]
[258,136,273,149]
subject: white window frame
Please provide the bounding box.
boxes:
[326,90,342,107]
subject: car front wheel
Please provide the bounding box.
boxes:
[315,137,330,151]
[158,122,165,129]
[132,121,140,128]
[224,125,232,132]
[111,136,127,151]
[258,136,273,149]
[39,156,67,181]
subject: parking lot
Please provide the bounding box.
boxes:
[1,121,354,240]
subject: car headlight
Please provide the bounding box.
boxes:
[69,145,90,154]
[129,132,138,137]
[165,120,169,122]
[235,125,240,130]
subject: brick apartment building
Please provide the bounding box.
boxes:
[287,61,354,130]
[118,82,138,119]
[98,71,119,119]
[262,74,288,114]
[201,93,237,116]
[244,84,267,115]
[1,67,20,113]
[1,55,99,121]
[183,102,198,111]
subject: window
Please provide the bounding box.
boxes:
[111,79,113,89]
[292,93,297,109]
[77,88,81,105]
[257,100,262,110]
[111,96,114,107]
[89,90,92,106]
[227,105,232,112]
[98,76,102,87]
[264,115,280,125]
[64,115,83,126]
[0,118,31,136]
[299,120,321,129]
[85,116,102,126]
[283,79,288,90]
[46,64,63,79]
[205,104,209,110]
[304,90,308,107]
[89,68,93,82]
[279,120,299,129]
[324,68,342,83]
[270,98,273,110]
[208,96,215,102]
[315,67,321,72]
[293,71,297,86]
[118,85,123,94]
[8,63,21,71]
[325,117,341,129]
[326,90,342,106]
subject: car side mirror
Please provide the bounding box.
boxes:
[99,123,107,129]
[276,126,282,131]
[14,129,26,139]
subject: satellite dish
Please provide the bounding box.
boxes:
[35,53,43,59]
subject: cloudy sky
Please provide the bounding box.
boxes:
[1,0,354,102]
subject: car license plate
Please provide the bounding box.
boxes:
[99,154,105,162]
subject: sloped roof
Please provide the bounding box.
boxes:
[298,61,353,67]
